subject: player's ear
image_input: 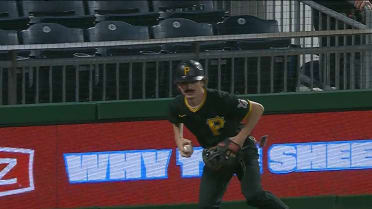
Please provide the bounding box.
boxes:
[176,83,183,92]
[202,78,208,88]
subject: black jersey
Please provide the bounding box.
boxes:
[168,88,252,148]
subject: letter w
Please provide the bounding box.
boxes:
[65,154,108,182]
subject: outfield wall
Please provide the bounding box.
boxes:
[0,90,372,209]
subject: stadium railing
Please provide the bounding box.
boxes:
[0,0,371,105]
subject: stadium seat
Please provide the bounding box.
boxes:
[153,18,213,38]
[216,15,291,50]
[21,23,94,58]
[86,0,159,26]
[0,1,29,30]
[153,0,202,11]
[0,29,18,45]
[0,29,19,60]
[301,56,362,90]
[217,15,298,93]
[300,60,323,89]
[20,23,96,103]
[152,0,226,24]
[87,21,161,56]
[152,18,225,53]
[20,0,94,28]
[0,29,29,60]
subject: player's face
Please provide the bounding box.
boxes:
[177,80,204,99]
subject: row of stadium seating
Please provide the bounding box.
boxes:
[0,1,299,104]
[0,0,226,30]
[0,16,291,59]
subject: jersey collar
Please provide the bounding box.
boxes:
[184,88,207,113]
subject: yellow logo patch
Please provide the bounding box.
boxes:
[206,116,225,136]
[184,66,190,75]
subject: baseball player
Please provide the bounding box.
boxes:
[168,60,289,209]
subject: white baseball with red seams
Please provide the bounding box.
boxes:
[183,144,193,152]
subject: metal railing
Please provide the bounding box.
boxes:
[1,30,371,104]
[0,0,372,105]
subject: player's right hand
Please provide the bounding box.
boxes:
[178,138,193,158]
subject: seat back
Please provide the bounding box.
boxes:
[87,0,151,15]
[217,16,297,93]
[0,29,18,44]
[216,15,291,50]
[0,1,20,18]
[152,0,214,12]
[87,21,160,56]
[0,29,23,60]
[21,23,84,44]
[87,21,149,41]
[152,18,213,38]
[21,23,91,58]
[21,0,86,17]
[0,1,29,30]
[217,15,279,35]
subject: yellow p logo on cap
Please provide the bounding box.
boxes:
[184,67,190,75]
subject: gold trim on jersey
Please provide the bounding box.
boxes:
[242,100,252,122]
[184,89,207,113]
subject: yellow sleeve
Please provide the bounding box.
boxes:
[241,100,252,123]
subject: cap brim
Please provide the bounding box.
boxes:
[175,76,204,83]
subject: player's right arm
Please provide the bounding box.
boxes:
[172,123,193,157]
[168,98,193,157]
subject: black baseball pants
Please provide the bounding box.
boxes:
[198,148,289,209]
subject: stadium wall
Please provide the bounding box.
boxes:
[2,89,372,126]
[0,90,372,209]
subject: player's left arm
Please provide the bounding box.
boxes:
[230,101,264,147]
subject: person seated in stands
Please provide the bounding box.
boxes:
[306,0,372,90]
[312,0,372,28]
[354,0,372,10]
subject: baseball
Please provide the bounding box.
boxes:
[183,144,192,152]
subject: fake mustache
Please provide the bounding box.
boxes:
[185,89,195,93]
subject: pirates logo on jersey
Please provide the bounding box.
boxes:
[206,116,225,136]
[237,99,248,109]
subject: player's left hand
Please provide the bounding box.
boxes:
[202,138,241,171]
[229,136,244,148]
[218,138,241,155]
